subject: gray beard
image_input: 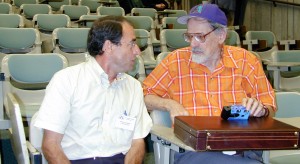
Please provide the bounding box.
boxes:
[191,53,206,64]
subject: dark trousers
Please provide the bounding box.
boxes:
[70,153,125,164]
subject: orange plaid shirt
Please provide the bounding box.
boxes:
[143,45,276,116]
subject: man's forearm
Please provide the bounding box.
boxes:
[42,130,70,164]
[43,145,70,164]
[125,139,145,164]
[144,94,173,111]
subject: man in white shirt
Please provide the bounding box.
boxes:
[35,16,153,164]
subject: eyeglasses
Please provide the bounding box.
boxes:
[183,28,217,43]
[117,40,137,49]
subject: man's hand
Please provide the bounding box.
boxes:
[144,95,190,123]
[242,97,268,117]
[166,99,190,123]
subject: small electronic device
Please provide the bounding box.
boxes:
[221,105,250,120]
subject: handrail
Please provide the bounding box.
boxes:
[263,0,300,7]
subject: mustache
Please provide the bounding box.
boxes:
[192,47,203,53]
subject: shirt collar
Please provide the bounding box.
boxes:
[88,57,127,88]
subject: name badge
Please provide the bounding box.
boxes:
[115,114,136,131]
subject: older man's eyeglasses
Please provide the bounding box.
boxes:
[183,28,217,43]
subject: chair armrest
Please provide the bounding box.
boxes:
[26,141,42,164]
[151,125,194,152]
[151,125,194,164]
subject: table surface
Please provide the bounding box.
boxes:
[265,61,300,67]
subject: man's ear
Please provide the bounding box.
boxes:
[102,40,112,53]
[218,29,227,44]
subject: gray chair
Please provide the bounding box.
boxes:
[244,31,278,62]
[163,9,187,17]
[20,4,52,27]
[0,14,24,28]
[156,51,170,66]
[131,7,159,28]
[160,29,189,52]
[60,5,90,27]
[125,15,160,47]
[78,14,106,28]
[269,50,300,91]
[79,0,101,13]
[2,53,68,119]
[126,55,146,83]
[268,91,300,164]
[225,29,241,47]
[5,53,68,164]
[13,0,38,13]
[134,29,156,70]
[0,2,12,14]
[96,6,124,16]
[161,17,187,30]
[52,28,90,66]
[33,14,71,52]
[48,0,71,12]
[0,28,41,64]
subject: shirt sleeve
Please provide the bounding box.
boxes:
[132,82,153,139]
[242,51,276,110]
[34,70,73,134]
[143,53,172,98]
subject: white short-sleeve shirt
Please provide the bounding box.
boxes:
[35,57,153,160]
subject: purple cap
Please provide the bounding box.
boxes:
[177,4,227,26]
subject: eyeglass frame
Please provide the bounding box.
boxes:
[116,39,138,50]
[183,28,218,43]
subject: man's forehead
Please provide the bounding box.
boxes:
[187,17,209,24]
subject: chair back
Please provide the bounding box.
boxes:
[78,15,106,28]
[79,0,101,13]
[161,17,187,29]
[160,29,189,52]
[13,0,38,8]
[61,5,90,21]
[271,50,300,75]
[163,9,187,17]
[244,31,278,62]
[126,55,146,83]
[33,14,71,32]
[0,14,24,28]
[131,7,157,20]
[5,54,66,84]
[156,51,170,66]
[275,92,300,118]
[0,3,12,14]
[134,29,156,67]
[20,4,52,19]
[125,16,159,45]
[0,28,41,54]
[97,6,125,16]
[225,30,241,47]
[53,28,90,66]
[48,0,71,11]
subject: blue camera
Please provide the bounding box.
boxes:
[221,105,250,120]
